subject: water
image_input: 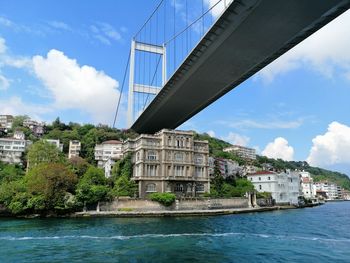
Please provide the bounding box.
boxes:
[0,202,349,262]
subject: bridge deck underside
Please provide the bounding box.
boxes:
[132,0,350,134]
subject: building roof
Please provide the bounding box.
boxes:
[249,171,275,176]
[102,140,122,145]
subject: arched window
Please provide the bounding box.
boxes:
[168,136,172,146]
[195,184,204,192]
[186,138,190,148]
[146,183,156,193]
[175,183,184,192]
[147,151,157,160]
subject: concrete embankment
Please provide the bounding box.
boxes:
[73,206,278,218]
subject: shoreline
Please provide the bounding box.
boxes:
[71,205,314,218]
[0,203,323,219]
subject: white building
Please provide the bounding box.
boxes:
[208,157,241,178]
[223,145,256,160]
[45,139,63,152]
[248,170,301,205]
[94,140,123,169]
[0,115,13,129]
[314,181,341,200]
[13,131,25,140]
[300,171,314,199]
[0,137,31,164]
[68,140,81,159]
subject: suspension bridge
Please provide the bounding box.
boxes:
[113,0,350,134]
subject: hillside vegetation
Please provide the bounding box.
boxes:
[196,132,350,190]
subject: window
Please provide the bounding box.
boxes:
[194,154,203,164]
[268,176,270,180]
[175,183,184,192]
[195,167,203,177]
[168,136,172,146]
[259,185,262,190]
[259,177,261,181]
[146,165,157,177]
[136,152,140,161]
[174,165,184,176]
[196,184,205,192]
[174,152,183,161]
[147,151,157,160]
[146,183,156,193]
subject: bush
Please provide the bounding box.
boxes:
[257,192,272,199]
[149,192,176,206]
[118,207,134,212]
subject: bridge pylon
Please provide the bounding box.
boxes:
[127,39,167,128]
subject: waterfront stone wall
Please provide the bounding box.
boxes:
[99,197,249,212]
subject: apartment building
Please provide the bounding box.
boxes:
[0,136,31,164]
[123,129,210,198]
[0,115,13,129]
[223,145,256,160]
[68,140,81,159]
[208,157,241,178]
[44,139,63,152]
[94,140,123,167]
[247,170,301,205]
[23,119,44,137]
[314,181,341,200]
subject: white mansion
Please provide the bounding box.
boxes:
[248,170,301,205]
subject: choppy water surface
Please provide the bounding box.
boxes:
[0,202,350,262]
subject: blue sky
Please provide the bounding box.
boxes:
[0,1,350,175]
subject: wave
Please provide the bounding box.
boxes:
[0,233,349,243]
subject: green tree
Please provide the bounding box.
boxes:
[27,140,65,169]
[0,162,24,183]
[10,115,29,131]
[76,166,110,205]
[25,163,78,211]
[68,157,90,177]
[112,175,137,197]
[0,179,26,207]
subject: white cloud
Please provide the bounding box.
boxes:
[258,9,350,83]
[0,74,10,90]
[204,0,233,18]
[262,137,294,161]
[0,96,51,120]
[307,122,350,167]
[48,21,72,31]
[0,37,7,54]
[218,118,304,130]
[32,49,120,123]
[207,130,216,137]
[0,37,32,69]
[0,16,14,27]
[90,22,122,45]
[223,132,250,146]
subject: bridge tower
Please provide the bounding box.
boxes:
[127,40,167,128]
